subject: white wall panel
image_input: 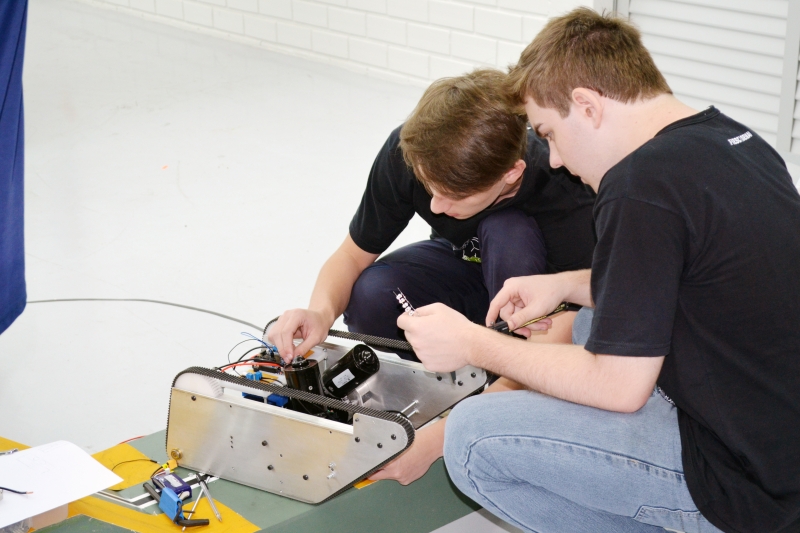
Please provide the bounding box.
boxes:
[80,0,591,85]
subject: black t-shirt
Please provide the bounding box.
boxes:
[349,126,596,273]
[585,107,800,533]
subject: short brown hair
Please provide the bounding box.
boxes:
[508,7,671,117]
[400,69,527,199]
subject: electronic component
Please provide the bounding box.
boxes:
[142,481,209,529]
[322,344,380,399]
[152,472,191,501]
[284,356,326,415]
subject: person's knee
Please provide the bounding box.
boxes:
[478,207,531,233]
[477,208,547,297]
[478,208,544,248]
[343,263,399,337]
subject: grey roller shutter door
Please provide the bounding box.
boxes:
[627,0,789,147]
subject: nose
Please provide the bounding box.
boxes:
[549,142,563,169]
[430,195,449,214]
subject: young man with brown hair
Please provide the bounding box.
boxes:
[268,68,596,484]
[398,9,800,533]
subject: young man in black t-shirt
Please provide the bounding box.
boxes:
[268,69,596,485]
[398,9,800,533]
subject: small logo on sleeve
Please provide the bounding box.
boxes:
[728,131,753,146]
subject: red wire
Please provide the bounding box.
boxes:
[219,360,281,371]
[119,435,145,444]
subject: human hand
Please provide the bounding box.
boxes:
[487,275,564,336]
[397,303,478,372]
[369,420,445,485]
[267,309,331,363]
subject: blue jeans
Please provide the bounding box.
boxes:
[443,308,723,533]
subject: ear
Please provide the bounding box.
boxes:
[571,88,604,129]
[503,159,527,184]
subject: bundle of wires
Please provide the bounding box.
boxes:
[216,333,284,385]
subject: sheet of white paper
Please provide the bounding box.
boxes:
[0,440,122,528]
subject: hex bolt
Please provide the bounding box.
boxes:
[262,440,268,447]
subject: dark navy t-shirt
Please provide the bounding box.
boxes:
[586,108,800,533]
[0,1,27,335]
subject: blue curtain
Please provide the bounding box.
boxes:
[0,0,27,335]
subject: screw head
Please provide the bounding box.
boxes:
[303,475,309,480]
[262,440,268,447]
[355,437,361,443]
[377,443,383,448]
[436,376,442,381]
[457,380,463,386]
[170,449,182,460]
[470,372,476,378]
[391,434,396,440]
[268,465,274,470]
[191,396,196,401]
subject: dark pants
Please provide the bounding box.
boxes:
[343,208,546,359]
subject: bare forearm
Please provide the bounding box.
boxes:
[308,254,363,324]
[557,269,593,307]
[308,235,379,325]
[466,327,661,412]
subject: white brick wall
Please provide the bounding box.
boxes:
[81,0,592,85]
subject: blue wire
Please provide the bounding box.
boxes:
[241,331,275,350]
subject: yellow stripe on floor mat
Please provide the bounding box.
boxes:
[0,436,29,451]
